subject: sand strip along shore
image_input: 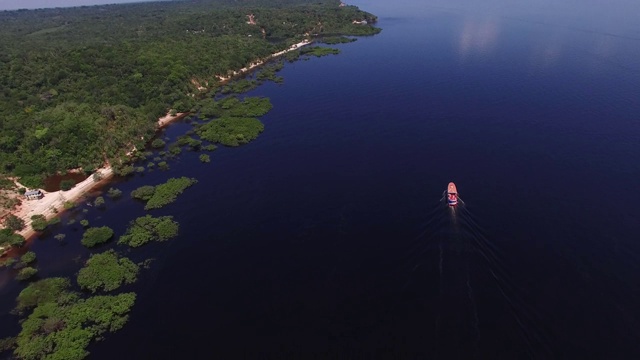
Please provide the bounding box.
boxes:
[158,112,188,128]
[217,39,311,82]
[13,166,114,241]
[11,111,185,241]
[8,111,178,241]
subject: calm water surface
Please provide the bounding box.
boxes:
[1,0,640,358]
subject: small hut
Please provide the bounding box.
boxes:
[24,189,44,200]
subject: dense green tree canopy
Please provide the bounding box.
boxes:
[16,267,38,281]
[14,292,136,360]
[16,277,72,312]
[131,185,156,201]
[118,215,179,247]
[20,251,36,265]
[77,250,139,293]
[4,214,25,231]
[199,96,273,118]
[13,276,138,359]
[141,177,198,210]
[197,117,265,146]
[80,226,114,248]
[0,228,25,247]
[0,0,380,184]
[30,215,48,232]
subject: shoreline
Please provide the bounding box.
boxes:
[13,167,114,241]
[5,111,179,244]
[1,40,312,246]
[158,112,188,128]
[217,39,311,83]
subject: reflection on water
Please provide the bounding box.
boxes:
[529,37,563,70]
[42,172,88,192]
[457,18,500,61]
[0,271,10,291]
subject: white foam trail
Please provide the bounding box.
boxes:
[439,241,444,282]
[467,275,481,356]
[457,204,554,358]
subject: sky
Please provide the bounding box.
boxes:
[349,0,640,36]
[0,0,159,11]
[3,0,639,36]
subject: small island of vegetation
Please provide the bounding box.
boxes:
[81,226,114,248]
[131,177,197,210]
[319,36,357,44]
[197,117,265,147]
[301,46,341,56]
[198,96,273,119]
[118,215,180,247]
[0,228,25,248]
[12,278,136,358]
[16,267,38,281]
[77,250,139,293]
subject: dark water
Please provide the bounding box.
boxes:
[42,172,88,192]
[2,0,640,358]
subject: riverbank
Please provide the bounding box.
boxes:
[5,111,178,242]
[217,39,311,82]
[158,112,188,128]
[1,41,312,244]
[13,167,114,240]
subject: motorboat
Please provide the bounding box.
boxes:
[447,182,458,206]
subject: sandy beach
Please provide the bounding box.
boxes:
[217,39,311,82]
[158,112,188,128]
[12,167,114,240]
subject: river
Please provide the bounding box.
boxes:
[2,0,640,358]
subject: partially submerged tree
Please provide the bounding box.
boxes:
[81,226,114,248]
[77,250,139,293]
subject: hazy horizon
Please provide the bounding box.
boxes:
[0,0,162,11]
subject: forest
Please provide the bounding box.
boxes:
[0,0,380,187]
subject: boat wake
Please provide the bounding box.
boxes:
[396,195,553,358]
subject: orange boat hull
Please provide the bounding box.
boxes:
[447,182,458,206]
